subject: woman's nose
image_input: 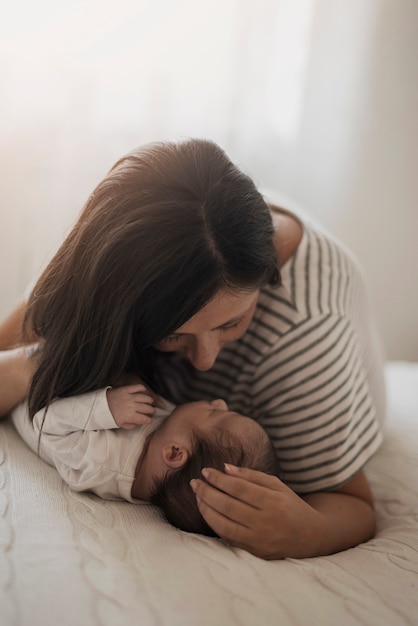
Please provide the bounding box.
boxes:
[188,335,219,371]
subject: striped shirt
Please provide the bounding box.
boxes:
[157,211,386,493]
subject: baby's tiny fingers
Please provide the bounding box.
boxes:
[134,403,155,416]
[138,392,165,410]
[152,395,166,409]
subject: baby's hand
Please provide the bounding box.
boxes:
[107,384,163,429]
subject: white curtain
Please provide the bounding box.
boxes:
[1,0,417,359]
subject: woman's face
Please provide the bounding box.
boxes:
[154,289,259,371]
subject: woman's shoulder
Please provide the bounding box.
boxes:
[252,202,368,349]
[266,198,365,284]
[267,202,304,268]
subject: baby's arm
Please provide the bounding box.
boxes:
[13,388,132,497]
[13,384,161,497]
[11,389,116,494]
[34,383,160,436]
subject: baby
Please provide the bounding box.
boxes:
[11,383,279,536]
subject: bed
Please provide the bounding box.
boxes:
[1,361,417,626]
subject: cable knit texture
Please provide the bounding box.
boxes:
[0,362,417,626]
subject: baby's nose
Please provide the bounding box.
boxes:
[210,398,228,410]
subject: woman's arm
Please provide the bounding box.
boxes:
[0,300,38,349]
[0,300,40,416]
[0,346,37,417]
[190,467,376,559]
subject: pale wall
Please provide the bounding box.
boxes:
[0,0,416,360]
[244,0,418,361]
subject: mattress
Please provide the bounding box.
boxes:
[1,361,417,626]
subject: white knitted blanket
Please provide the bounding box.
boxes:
[1,361,417,626]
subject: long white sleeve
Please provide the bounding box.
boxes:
[11,390,165,501]
[33,388,117,435]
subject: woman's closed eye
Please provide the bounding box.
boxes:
[160,334,184,343]
[218,316,244,331]
[161,315,244,343]
[161,318,244,343]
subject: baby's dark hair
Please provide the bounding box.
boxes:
[150,426,280,536]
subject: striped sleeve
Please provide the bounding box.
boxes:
[253,313,383,493]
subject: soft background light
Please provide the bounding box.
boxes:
[1,0,417,360]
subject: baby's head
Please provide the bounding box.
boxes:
[144,399,280,536]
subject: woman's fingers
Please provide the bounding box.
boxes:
[191,476,256,519]
[190,467,291,553]
[223,464,284,490]
[190,478,255,544]
[193,467,282,508]
[190,468,277,531]
[197,498,252,545]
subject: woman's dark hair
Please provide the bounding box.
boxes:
[25,138,280,417]
[150,427,281,536]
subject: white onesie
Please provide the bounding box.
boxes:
[12,390,173,502]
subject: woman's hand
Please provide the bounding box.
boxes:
[107,384,165,429]
[190,465,324,559]
[190,466,376,560]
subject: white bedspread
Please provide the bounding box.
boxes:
[1,362,417,626]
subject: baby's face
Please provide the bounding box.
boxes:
[161,399,266,448]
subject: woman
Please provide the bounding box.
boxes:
[0,138,385,559]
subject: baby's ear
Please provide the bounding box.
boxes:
[162,443,189,469]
